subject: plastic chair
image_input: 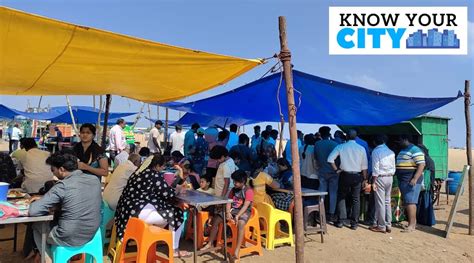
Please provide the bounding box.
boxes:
[185,210,210,249]
[217,207,263,260]
[256,202,294,250]
[120,217,174,263]
[101,200,115,245]
[50,228,103,263]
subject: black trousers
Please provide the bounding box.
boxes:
[337,172,362,225]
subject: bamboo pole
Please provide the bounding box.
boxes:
[465,80,473,235]
[278,119,285,157]
[101,94,112,149]
[132,102,146,128]
[165,107,169,149]
[65,96,79,135]
[278,16,304,262]
[96,96,103,143]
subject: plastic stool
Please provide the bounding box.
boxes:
[256,202,294,250]
[303,203,327,243]
[50,228,103,263]
[101,200,115,245]
[120,217,174,263]
[185,210,210,249]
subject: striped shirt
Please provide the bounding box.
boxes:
[396,144,425,170]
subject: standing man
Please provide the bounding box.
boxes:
[10,123,22,153]
[109,119,126,160]
[226,123,239,150]
[328,129,368,230]
[250,125,262,153]
[148,120,164,154]
[396,135,425,233]
[169,124,185,155]
[370,135,395,233]
[315,126,339,223]
[184,123,200,158]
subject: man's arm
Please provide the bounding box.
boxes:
[28,182,64,216]
[410,163,426,186]
[221,178,230,197]
[327,146,341,172]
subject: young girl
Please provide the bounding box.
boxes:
[201,170,254,262]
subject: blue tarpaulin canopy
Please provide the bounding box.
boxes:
[175,113,255,127]
[0,104,136,124]
[163,70,461,126]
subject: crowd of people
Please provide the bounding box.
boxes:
[0,119,438,262]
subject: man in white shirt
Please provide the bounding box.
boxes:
[147,120,164,154]
[369,135,395,233]
[103,153,141,210]
[169,125,185,154]
[10,124,22,152]
[328,129,368,230]
[20,138,55,193]
[210,145,237,197]
[108,119,126,159]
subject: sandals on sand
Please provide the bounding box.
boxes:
[174,250,192,258]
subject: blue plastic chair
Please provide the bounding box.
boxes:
[50,228,103,263]
[101,200,115,244]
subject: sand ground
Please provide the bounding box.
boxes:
[0,142,473,262]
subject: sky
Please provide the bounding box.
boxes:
[1,0,473,146]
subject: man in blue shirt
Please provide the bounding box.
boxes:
[314,126,339,222]
[184,123,200,158]
[226,123,239,150]
[250,125,262,153]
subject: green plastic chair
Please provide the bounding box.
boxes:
[50,228,103,263]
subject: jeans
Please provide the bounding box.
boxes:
[319,172,339,214]
[337,172,362,225]
[11,140,19,152]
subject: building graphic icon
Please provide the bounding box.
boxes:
[406,28,460,48]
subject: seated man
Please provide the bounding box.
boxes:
[20,138,55,193]
[28,151,101,261]
[103,153,142,210]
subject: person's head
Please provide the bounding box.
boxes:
[265,125,272,132]
[238,134,249,145]
[116,119,126,128]
[231,170,248,189]
[297,130,304,141]
[196,128,205,137]
[128,153,142,167]
[397,134,413,148]
[276,158,291,172]
[334,130,345,141]
[155,120,163,129]
[319,126,331,139]
[230,124,238,133]
[209,145,228,162]
[138,147,151,157]
[270,129,279,140]
[175,124,182,132]
[19,138,27,149]
[148,153,166,172]
[14,123,19,128]
[171,151,184,164]
[374,134,388,147]
[304,134,316,146]
[191,123,200,131]
[229,150,241,165]
[46,151,78,179]
[179,158,193,176]
[253,125,261,136]
[347,129,357,141]
[261,130,270,140]
[199,175,212,190]
[218,131,227,141]
[22,138,38,151]
[79,123,96,143]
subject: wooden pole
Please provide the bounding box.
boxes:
[278,119,285,157]
[96,95,103,143]
[278,16,304,262]
[165,107,169,149]
[65,96,79,135]
[101,94,112,149]
[465,80,473,235]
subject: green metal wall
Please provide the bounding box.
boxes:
[411,116,449,179]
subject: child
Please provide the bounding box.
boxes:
[201,170,254,262]
[209,146,238,197]
[197,175,215,195]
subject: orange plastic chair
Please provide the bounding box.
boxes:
[217,207,263,260]
[119,217,174,263]
[185,210,210,249]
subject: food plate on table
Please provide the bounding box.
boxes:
[7,189,27,199]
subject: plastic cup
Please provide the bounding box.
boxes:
[0,182,9,201]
